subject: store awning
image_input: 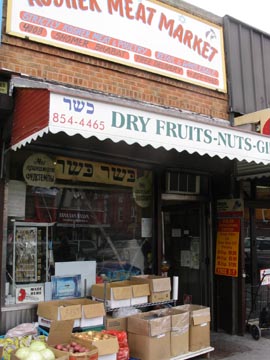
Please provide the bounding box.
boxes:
[10,83,270,165]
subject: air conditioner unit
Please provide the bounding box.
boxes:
[166,171,200,194]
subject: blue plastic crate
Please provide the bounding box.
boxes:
[38,327,49,336]
[97,262,141,281]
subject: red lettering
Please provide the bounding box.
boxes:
[125,0,134,19]
[172,23,184,42]
[208,47,218,62]
[158,13,175,36]
[182,30,193,48]
[192,35,202,55]
[89,0,101,12]
[107,0,124,16]
[28,0,43,5]
[78,0,87,10]
[28,0,101,10]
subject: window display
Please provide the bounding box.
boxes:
[6,151,154,304]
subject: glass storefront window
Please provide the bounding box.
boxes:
[6,151,154,303]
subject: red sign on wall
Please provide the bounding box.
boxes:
[215,218,240,277]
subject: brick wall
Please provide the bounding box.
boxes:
[0,1,229,121]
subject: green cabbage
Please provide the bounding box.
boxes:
[40,348,56,360]
[29,340,47,352]
[15,347,31,360]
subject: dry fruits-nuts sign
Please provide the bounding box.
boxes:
[48,92,270,165]
[7,0,226,92]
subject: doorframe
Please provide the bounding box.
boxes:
[160,195,212,307]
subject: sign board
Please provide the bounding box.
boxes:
[55,155,137,187]
[217,198,244,217]
[55,261,96,297]
[15,283,44,304]
[215,218,240,277]
[51,274,81,299]
[23,153,55,187]
[45,92,270,165]
[7,0,227,92]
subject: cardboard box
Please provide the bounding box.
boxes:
[131,275,171,303]
[91,280,150,308]
[105,315,127,331]
[38,299,81,328]
[128,332,170,360]
[158,308,189,356]
[129,282,150,305]
[47,320,98,360]
[37,298,105,328]
[149,290,170,303]
[127,310,171,337]
[175,304,211,352]
[91,282,132,308]
[72,331,119,358]
[68,298,105,328]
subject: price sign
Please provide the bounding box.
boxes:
[215,218,240,277]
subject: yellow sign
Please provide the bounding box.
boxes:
[215,218,240,277]
[133,172,152,208]
[55,156,137,187]
[0,81,8,94]
[23,153,55,187]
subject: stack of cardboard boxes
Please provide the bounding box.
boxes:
[91,275,211,359]
[126,305,210,360]
[29,275,211,360]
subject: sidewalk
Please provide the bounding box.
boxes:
[206,329,270,360]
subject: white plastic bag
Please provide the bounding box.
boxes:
[5,322,38,338]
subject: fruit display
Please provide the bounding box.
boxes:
[54,341,91,354]
[71,330,119,357]
[72,331,113,342]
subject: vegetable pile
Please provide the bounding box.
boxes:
[54,341,91,353]
[15,340,55,360]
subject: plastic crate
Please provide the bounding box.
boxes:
[98,262,141,281]
[38,326,49,336]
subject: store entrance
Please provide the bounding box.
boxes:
[162,202,210,305]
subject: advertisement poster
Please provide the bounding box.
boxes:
[51,275,81,299]
[215,218,240,277]
[16,284,44,304]
[15,227,37,283]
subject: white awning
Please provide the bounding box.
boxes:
[10,78,270,165]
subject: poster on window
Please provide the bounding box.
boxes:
[215,218,240,277]
[15,227,37,283]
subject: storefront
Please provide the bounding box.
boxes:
[0,77,269,335]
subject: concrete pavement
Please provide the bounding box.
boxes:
[206,330,270,360]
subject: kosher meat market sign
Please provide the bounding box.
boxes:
[7,0,226,92]
[48,92,270,165]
